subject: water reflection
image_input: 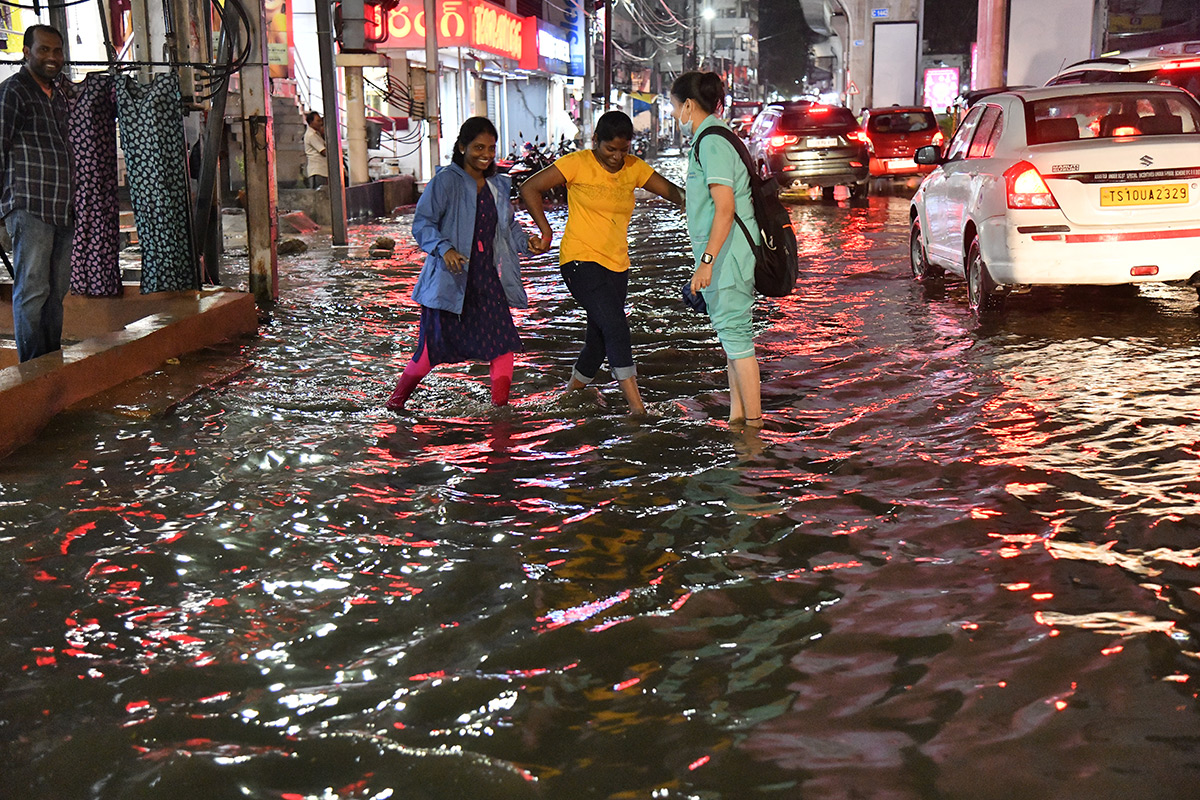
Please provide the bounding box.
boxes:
[3,178,1200,798]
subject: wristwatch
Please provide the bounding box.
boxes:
[700,253,714,264]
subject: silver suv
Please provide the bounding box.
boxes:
[1046,48,1200,98]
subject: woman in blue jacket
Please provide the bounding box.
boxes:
[386,117,548,410]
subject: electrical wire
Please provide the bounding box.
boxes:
[0,0,95,9]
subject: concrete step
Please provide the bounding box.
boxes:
[68,345,249,419]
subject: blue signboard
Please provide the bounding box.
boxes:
[872,7,889,18]
[562,0,586,77]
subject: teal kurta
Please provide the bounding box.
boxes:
[685,115,759,359]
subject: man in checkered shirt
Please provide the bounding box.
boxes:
[0,25,74,363]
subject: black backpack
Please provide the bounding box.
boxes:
[692,126,800,297]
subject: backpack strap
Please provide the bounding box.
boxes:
[691,124,757,179]
[690,124,761,257]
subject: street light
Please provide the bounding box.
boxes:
[701,7,715,71]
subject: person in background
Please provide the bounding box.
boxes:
[385,116,549,411]
[671,71,762,428]
[519,110,684,415]
[304,111,328,189]
[0,25,74,363]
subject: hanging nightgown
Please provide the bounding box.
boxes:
[69,72,121,296]
[116,71,198,293]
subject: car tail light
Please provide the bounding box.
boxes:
[932,131,945,147]
[769,134,799,148]
[846,130,869,145]
[1004,161,1059,209]
[809,106,831,114]
[1131,265,1159,276]
[1163,58,1200,70]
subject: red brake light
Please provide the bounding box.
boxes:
[1163,58,1200,70]
[932,131,945,146]
[809,106,831,114]
[846,130,868,144]
[769,134,799,148]
[1004,161,1059,209]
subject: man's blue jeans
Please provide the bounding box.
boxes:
[5,210,74,362]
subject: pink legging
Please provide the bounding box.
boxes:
[387,344,514,408]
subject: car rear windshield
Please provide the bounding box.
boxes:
[1027,91,1200,144]
[779,107,858,132]
[867,111,936,133]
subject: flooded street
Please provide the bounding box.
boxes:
[4,164,1200,799]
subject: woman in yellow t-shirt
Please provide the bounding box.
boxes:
[520,111,684,414]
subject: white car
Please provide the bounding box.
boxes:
[909,84,1200,315]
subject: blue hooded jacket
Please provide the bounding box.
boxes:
[411,163,531,313]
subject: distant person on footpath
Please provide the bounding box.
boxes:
[304,111,328,189]
[0,25,74,363]
[671,71,762,427]
[385,116,550,411]
[519,110,684,415]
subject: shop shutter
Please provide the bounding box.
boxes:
[486,81,499,119]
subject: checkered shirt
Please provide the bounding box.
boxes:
[0,67,73,228]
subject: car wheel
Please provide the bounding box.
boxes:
[850,181,869,201]
[821,186,836,202]
[966,237,1005,316]
[909,217,943,283]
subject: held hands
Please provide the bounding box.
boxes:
[444,248,467,274]
[690,262,713,293]
[528,231,552,255]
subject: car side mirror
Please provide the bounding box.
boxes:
[915,144,944,165]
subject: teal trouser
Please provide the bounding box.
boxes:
[702,278,755,360]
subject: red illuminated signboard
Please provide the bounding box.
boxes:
[370,0,527,62]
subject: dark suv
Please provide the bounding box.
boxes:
[747,104,870,200]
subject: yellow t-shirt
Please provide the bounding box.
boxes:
[555,150,655,272]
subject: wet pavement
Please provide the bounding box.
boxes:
[3,162,1200,799]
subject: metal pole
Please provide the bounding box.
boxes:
[582,6,593,141]
[424,0,442,176]
[602,0,611,110]
[240,0,279,307]
[501,74,511,155]
[459,46,469,123]
[689,0,696,70]
[315,0,349,244]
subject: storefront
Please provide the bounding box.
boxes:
[368,0,584,181]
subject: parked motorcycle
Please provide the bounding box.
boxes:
[503,133,566,206]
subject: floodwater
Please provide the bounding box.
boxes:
[4,164,1200,799]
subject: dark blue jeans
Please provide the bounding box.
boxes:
[561,259,636,382]
[6,210,74,362]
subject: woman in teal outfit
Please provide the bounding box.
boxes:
[670,71,763,427]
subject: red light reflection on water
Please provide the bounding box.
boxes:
[535,590,632,632]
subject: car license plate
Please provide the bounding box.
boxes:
[887,159,916,171]
[808,137,838,148]
[1100,183,1189,206]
